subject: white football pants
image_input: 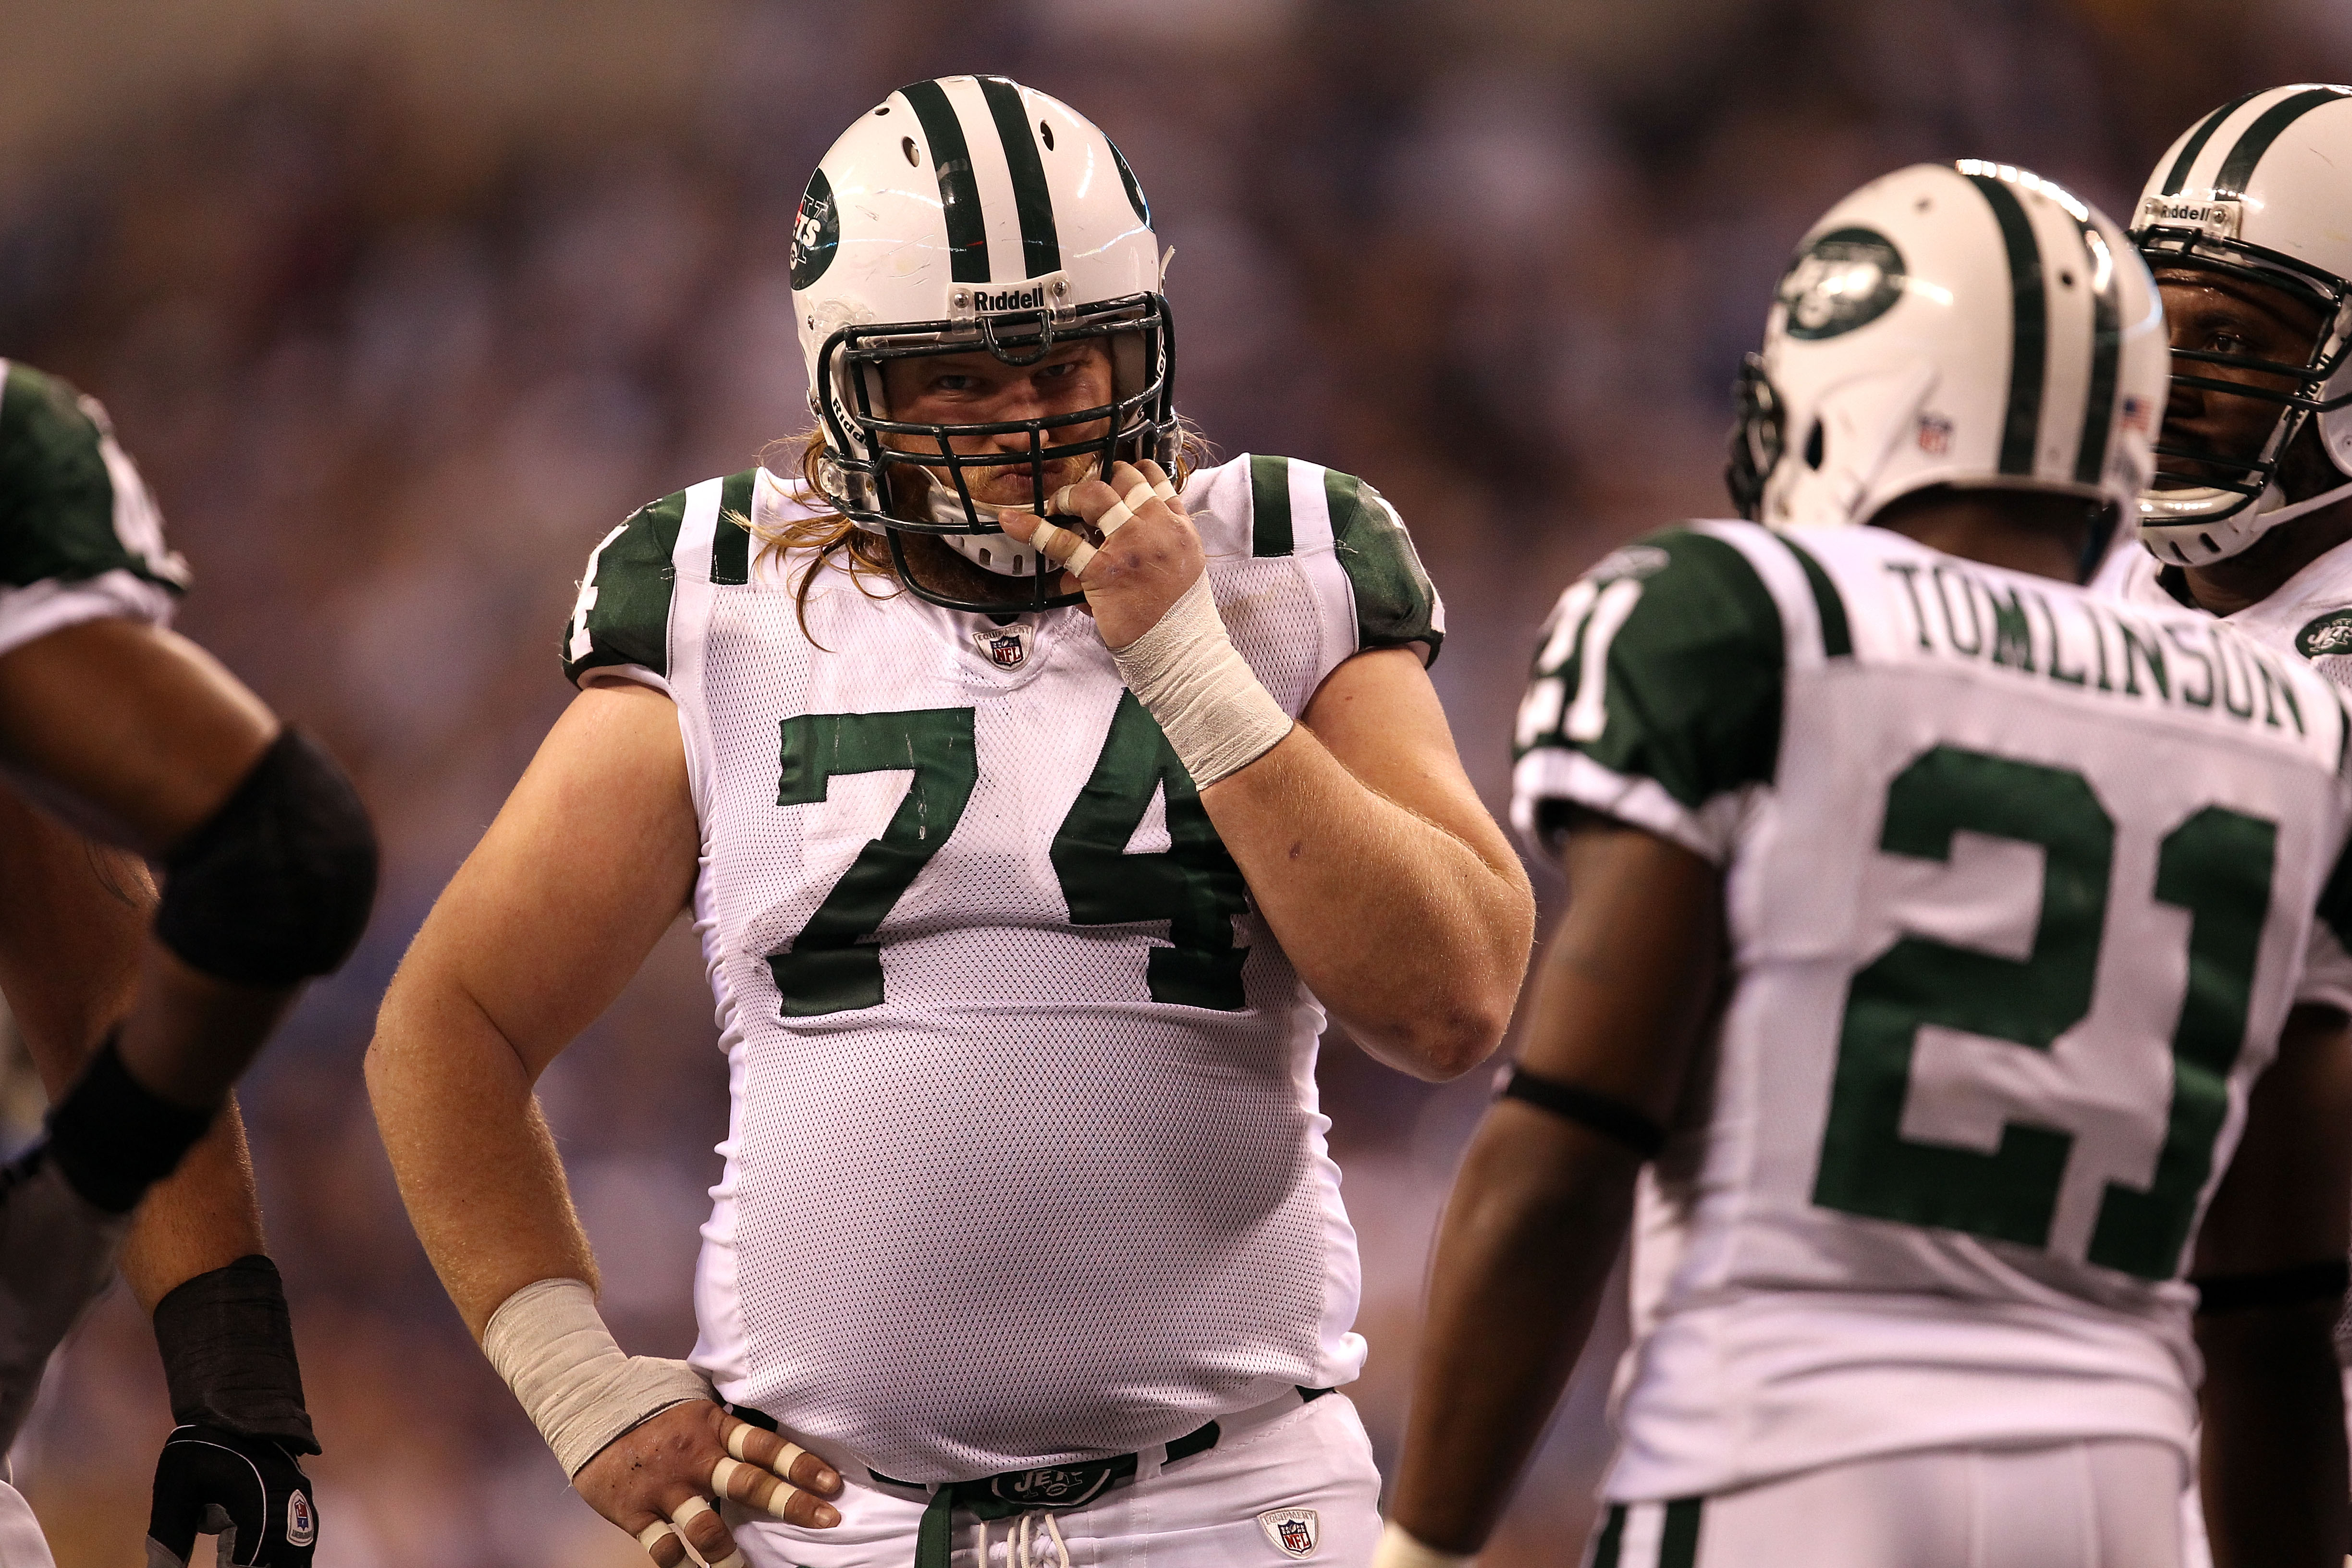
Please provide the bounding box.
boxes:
[0,1480,54,1568]
[1586,1439,2184,1568]
[730,1389,1380,1568]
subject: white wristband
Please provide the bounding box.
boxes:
[1109,573,1293,787]
[1372,1521,1478,1568]
[482,1277,711,1477]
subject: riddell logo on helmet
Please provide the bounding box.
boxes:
[975,284,1050,311]
[2136,196,2242,238]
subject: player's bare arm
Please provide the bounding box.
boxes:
[368,681,843,1568]
[1002,463,1534,1080]
[1378,815,1719,1559]
[0,782,267,1309]
[2188,1002,2352,1568]
[0,604,373,1566]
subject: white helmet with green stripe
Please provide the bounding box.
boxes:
[1729,161,2167,572]
[2132,84,2352,565]
[788,75,1175,611]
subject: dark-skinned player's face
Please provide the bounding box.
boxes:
[2153,267,2328,487]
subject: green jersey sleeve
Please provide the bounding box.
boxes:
[1509,527,1787,862]
[0,363,188,595]
[563,488,686,686]
[1326,469,1443,663]
[1243,454,1445,665]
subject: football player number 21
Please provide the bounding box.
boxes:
[767,698,1251,1018]
[1813,744,2277,1281]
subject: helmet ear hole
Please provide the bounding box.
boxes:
[1804,420,1826,470]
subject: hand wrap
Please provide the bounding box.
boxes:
[482,1277,711,1478]
[153,1255,317,1453]
[1110,574,1293,787]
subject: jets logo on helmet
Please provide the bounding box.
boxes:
[2130,84,2352,565]
[1728,160,2166,579]
[790,75,1177,614]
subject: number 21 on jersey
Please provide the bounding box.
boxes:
[1813,743,2276,1282]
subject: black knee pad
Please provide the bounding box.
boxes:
[153,728,378,987]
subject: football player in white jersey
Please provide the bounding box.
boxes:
[0,361,377,1566]
[1378,162,2352,1568]
[2091,85,2352,688]
[368,76,1534,1568]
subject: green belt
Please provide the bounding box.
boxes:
[727,1391,1326,1568]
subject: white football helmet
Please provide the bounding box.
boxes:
[790,75,1175,612]
[1729,161,2167,573]
[2130,84,2352,565]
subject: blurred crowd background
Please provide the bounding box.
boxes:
[1,0,2347,1562]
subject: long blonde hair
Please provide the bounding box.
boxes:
[744,424,1213,635]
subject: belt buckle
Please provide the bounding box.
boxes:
[987,1460,1119,1509]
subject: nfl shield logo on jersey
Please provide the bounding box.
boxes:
[1257,1507,1319,1558]
[974,624,1031,670]
[286,1489,316,1548]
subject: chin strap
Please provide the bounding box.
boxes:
[2256,474,2352,530]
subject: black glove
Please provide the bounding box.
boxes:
[144,1424,317,1568]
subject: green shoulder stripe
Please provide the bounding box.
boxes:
[1250,454,1293,557]
[1519,528,1786,811]
[0,364,183,593]
[1327,467,1443,663]
[1774,533,1853,657]
[563,490,685,684]
[712,470,754,586]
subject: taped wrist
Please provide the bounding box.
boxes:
[1109,574,1293,787]
[155,727,379,987]
[45,1035,215,1213]
[153,1255,318,1453]
[1372,1521,1478,1568]
[483,1277,711,1477]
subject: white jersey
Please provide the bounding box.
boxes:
[2094,532,2352,691]
[1511,520,2352,1503]
[561,453,1443,1483]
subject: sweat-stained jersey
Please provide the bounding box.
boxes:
[2094,532,2352,692]
[1511,520,2352,1504]
[560,453,1442,1483]
[0,362,186,653]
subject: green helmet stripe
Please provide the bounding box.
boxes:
[1965,171,2048,478]
[2072,219,2122,487]
[2214,86,2352,198]
[976,76,1062,279]
[899,80,992,284]
[2160,90,2261,196]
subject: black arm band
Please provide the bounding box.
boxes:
[2192,1259,2351,1315]
[153,1254,318,1453]
[1499,1066,1666,1160]
[154,727,378,987]
[44,1035,215,1214]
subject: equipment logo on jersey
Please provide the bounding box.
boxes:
[974,623,1032,669]
[2298,607,2352,658]
[1590,544,1669,584]
[287,1489,316,1548]
[1776,226,1905,340]
[1257,1508,1319,1559]
[791,168,840,290]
